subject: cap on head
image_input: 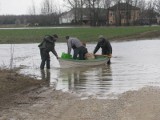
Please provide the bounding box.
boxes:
[82,42,86,47]
[65,36,69,40]
[53,34,58,38]
[98,35,104,39]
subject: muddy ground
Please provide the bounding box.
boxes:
[112,30,160,41]
[0,69,160,120]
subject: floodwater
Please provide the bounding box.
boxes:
[0,26,89,30]
[0,39,160,98]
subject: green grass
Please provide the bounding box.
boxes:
[0,26,160,44]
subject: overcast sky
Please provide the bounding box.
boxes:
[0,0,64,15]
[0,0,150,15]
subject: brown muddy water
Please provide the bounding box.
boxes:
[0,39,160,98]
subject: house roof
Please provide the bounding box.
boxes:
[69,8,107,14]
[60,8,108,20]
[109,3,140,11]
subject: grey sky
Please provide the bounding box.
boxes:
[0,0,63,15]
[0,0,150,15]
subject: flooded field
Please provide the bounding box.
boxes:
[0,39,160,98]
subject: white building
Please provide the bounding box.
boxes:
[59,11,74,24]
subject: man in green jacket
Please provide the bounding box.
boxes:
[38,34,59,69]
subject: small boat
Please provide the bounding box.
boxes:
[58,55,110,68]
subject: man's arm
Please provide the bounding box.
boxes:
[38,40,46,49]
[51,47,58,59]
[93,42,100,54]
[106,40,112,54]
[67,39,72,54]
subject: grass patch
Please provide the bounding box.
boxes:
[0,26,160,44]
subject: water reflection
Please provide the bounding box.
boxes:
[40,69,51,87]
[57,65,112,95]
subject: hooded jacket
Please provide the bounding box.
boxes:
[38,35,58,57]
[93,37,112,55]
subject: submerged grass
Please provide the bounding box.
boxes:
[0,26,160,43]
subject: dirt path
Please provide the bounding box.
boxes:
[1,85,160,120]
[1,69,160,120]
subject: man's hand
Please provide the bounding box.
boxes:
[56,56,59,59]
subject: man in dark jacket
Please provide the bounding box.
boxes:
[93,35,112,64]
[38,34,59,69]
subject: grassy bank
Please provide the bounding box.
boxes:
[0,26,160,44]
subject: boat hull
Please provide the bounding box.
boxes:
[58,57,109,68]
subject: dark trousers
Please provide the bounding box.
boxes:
[78,46,88,60]
[107,59,111,64]
[40,49,50,69]
[73,46,87,60]
[73,47,81,59]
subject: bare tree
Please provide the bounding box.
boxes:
[85,0,100,26]
[41,0,59,14]
[155,0,160,14]
[63,0,85,24]
[122,0,132,25]
[132,0,141,25]
[80,0,85,24]
[106,0,122,26]
[28,0,36,15]
[103,0,112,8]
[137,0,146,10]
[102,0,112,25]
[115,0,122,26]
[147,0,156,25]
[136,0,146,24]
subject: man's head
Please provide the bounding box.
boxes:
[98,35,104,39]
[82,42,86,47]
[53,34,58,39]
[65,36,69,40]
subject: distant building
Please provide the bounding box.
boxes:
[108,3,140,25]
[59,8,90,25]
[59,8,107,26]
[59,11,74,24]
[59,3,141,26]
[157,17,160,24]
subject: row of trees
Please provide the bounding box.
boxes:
[0,0,61,26]
[63,0,160,26]
[28,0,61,15]
[0,14,59,26]
[0,0,160,26]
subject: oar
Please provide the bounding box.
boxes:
[94,54,112,58]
